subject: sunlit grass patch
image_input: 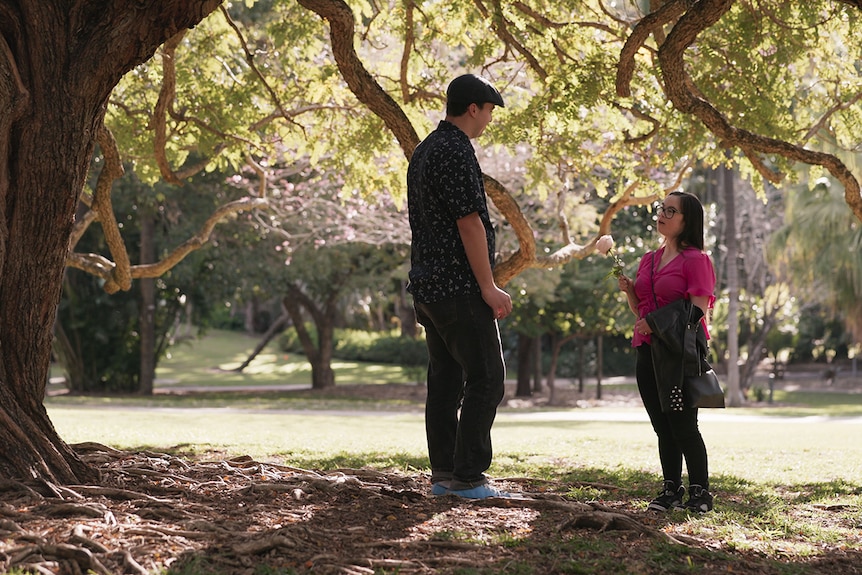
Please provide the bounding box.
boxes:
[154,329,418,388]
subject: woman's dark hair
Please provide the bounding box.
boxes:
[668,190,705,251]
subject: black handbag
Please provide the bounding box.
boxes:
[684,365,725,408]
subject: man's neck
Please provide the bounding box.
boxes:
[445,114,475,139]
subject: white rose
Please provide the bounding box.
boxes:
[596,235,615,255]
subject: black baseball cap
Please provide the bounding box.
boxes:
[446,74,505,108]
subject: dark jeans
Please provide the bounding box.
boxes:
[415,295,506,489]
[637,344,709,489]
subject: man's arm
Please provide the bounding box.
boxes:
[457,212,511,318]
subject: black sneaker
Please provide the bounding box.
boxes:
[647,480,685,511]
[684,484,714,513]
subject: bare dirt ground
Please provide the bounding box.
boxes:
[3,372,860,575]
[1,441,859,575]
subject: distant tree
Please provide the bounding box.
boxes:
[55,168,247,394]
[219,164,411,385]
[768,169,862,342]
[281,242,408,388]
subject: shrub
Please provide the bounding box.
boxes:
[278,326,427,366]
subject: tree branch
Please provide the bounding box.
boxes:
[220,5,302,131]
[616,0,686,98]
[657,0,862,220]
[482,0,548,80]
[67,196,269,291]
[296,0,420,159]
[89,125,131,293]
[801,89,862,145]
[152,31,185,185]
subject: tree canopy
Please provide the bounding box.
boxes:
[77,0,862,294]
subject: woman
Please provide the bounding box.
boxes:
[617,191,717,513]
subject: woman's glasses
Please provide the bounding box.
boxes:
[657,204,682,219]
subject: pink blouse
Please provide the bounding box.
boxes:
[632,246,716,347]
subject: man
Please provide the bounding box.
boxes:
[407,74,513,499]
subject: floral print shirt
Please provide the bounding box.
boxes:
[407,121,495,304]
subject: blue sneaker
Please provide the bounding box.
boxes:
[430,482,450,496]
[448,484,511,499]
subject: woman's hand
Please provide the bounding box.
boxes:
[618,273,640,316]
[618,274,634,293]
[634,317,651,336]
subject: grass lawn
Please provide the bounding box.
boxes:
[152,329,420,388]
[46,328,862,486]
[48,405,862,485]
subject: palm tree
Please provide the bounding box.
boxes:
[768,167,862,342]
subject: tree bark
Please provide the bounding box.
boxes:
[578,339,586,393]
[545,333,577,406]
[234,310,290,373]
[722,165,744,406]
[531,336,543,393]
[515,334,533,397]
[282,287,337,389]
[0,1,221,483]
[139,212,156,396]
[52,315,85,394]
[595,335,603,400]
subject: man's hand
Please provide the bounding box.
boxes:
[482,285,512,320]
[457,212,511,319]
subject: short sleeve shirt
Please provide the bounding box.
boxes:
[406,121,495,304]
[632,246,716,346]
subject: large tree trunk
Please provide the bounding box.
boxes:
[0,1,221,483]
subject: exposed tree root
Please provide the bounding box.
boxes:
[0,444,759,574]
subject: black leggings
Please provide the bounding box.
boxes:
[636,344,709,489]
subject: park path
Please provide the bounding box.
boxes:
[47,370,862,425]
[49,401,862,425]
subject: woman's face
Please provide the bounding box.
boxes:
[657,195,685,240]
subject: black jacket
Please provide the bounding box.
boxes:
[645,298,709,412]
